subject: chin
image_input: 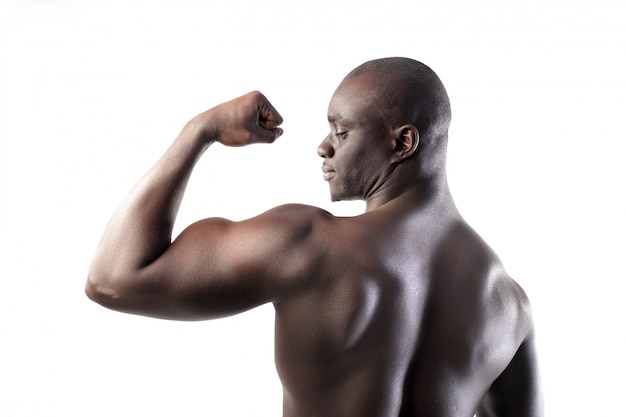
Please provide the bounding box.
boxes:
[329,191,360,203]
[328,183,361,202]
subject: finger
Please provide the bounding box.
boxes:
[258,102,283,129]
[253,126,283,144]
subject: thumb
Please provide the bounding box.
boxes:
[253,125,284,144]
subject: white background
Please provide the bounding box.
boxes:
[1,0,624,416]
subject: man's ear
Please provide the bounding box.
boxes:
[391,124,419,163]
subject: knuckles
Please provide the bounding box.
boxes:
[213,90,283,147]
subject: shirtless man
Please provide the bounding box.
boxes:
[86,57,542,417]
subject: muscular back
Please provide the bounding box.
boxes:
[85,88,540,417]
[272,197,535,417]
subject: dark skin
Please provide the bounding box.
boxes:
[87,59,542,417]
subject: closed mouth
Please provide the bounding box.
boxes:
[321,165,335,181]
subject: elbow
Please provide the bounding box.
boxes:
[85,269,129,309]
[85,272,113,307]
[86,264,154,315]
[84,274,105,305]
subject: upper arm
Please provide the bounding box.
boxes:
[97,204,325,320]
[477,331,543,417]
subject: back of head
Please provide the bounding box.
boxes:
[346,57,452,176]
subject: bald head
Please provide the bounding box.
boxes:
[342,57,452,175]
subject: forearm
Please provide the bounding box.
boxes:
[88,116,211,288]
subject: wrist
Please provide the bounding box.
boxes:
[185,111,219,147]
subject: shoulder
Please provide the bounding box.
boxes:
[478,253,535,355]
[207,203,336,256]
[436,220,535,339]
[493,274,535,340]
[240,203,335,241]
[228,203,336,284]
[258,203,334,223]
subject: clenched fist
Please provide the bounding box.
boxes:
[195,91,284,147]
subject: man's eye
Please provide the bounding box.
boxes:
[334,131,348,139]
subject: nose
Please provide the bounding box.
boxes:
[317,135,334,158]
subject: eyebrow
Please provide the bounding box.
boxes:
[328,113,349,124]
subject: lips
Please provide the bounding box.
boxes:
[321,165,335,181]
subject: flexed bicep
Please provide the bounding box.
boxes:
[113,217,271,320]
[111,206,323,321]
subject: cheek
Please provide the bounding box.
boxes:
[343,152,383,189]
[357,148,387,175]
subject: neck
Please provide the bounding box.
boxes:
[364,169,452,213]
